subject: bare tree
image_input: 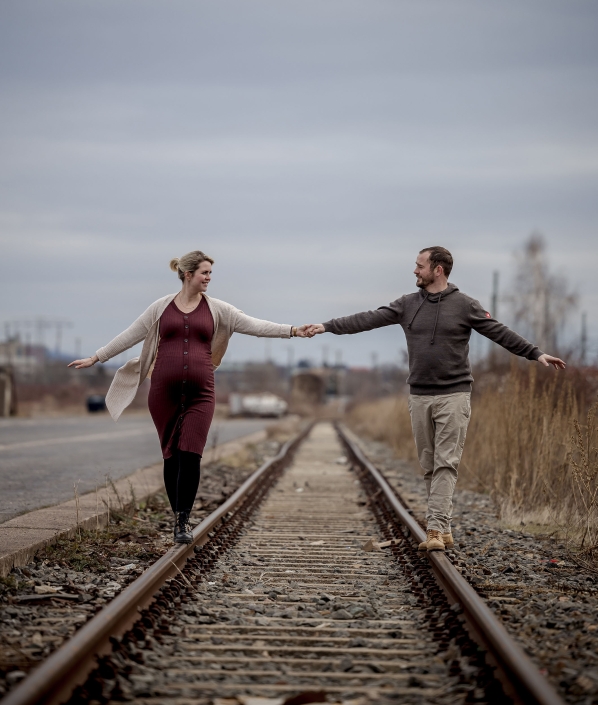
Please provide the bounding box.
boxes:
[510,233,577,353]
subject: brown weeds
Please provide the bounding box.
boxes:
[347,396,417,461]
[348,364,598,566]
[460,364,577,517]
[566,403,598,570]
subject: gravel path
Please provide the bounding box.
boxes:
[353,433,598,704]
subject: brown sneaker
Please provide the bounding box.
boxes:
[419,531,452,551]
[418,529,445,552]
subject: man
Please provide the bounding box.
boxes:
[305,246,565,551]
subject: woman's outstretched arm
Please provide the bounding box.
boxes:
[67,301,159,369]
[233,310,312,338]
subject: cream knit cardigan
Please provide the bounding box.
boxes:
[96,293,292,421]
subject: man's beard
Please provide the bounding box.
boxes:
[416,272,434,289]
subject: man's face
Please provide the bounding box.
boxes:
[414,252,435,289]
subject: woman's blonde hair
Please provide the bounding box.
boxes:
[169,251,214,282]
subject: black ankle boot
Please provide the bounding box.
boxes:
[174,511,193,544]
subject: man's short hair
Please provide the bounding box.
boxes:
[420,246,453,278]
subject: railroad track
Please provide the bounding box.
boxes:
[3,422,564,705]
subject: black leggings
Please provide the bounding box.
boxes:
[163,450,201,513]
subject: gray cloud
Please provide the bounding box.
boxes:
[1,0,597,366]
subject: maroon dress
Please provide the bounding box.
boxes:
[148,297,215,459]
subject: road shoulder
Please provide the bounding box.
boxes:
[0,429,267,577]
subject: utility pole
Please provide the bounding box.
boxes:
[3,323,12,367]
[25,331,33,379]
[489,271,499,366]
[332,349,343,398]
[54,320,73,357]
[35,318,49,348]
[581,312,587,366]
[491,271,499,319]
[371,352,379,395]
[286,345,294,394]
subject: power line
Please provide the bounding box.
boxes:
[1,318,73,354]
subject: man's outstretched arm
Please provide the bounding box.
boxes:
[304,299,404,337]
[470,300,566,370]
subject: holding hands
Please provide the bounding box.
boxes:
[68,327,324,371]
[296,324,325,338]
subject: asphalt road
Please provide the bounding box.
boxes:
[0,413,274,523]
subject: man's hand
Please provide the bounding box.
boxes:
[538,353,566,370]
[302,324,325,337]
[295,325,314,338]
[295,325,321,338]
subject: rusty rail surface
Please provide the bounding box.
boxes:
[336,422,565,705]
[2,423,313,705]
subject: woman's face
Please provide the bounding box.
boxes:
[187,261,212,291]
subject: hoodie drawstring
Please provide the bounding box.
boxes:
[430,291,443,345]
[406,293,428,330]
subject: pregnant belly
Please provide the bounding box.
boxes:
[151,353,214,392]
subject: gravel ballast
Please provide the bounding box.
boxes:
[3,421,596,704]
[0,433,293,698]
[353,433,598,704]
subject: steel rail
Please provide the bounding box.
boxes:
[336,423,565,705]
[3,423,313,705]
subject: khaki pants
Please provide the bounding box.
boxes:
[408,392,471,534]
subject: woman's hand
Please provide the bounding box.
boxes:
[295,325,322,338]
[294,325,310,338]
[302,324,325,336]
[67,355,98,369]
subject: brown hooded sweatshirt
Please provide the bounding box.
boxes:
[323,283,544,395]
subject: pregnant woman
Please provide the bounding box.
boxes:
[68,250,309,543]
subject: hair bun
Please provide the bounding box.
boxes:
[169,250,215,282]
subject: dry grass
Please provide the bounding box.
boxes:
[347,365,598,566]
[348,396,417,461]
[265,414,305,442]
[460,365,577,514]
[567,403,598,570]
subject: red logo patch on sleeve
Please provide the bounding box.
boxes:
[485,312,491,318]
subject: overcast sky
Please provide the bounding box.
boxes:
[1,0,597,368]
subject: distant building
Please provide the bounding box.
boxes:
[290,371,326,409]
[0,337,46,378]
